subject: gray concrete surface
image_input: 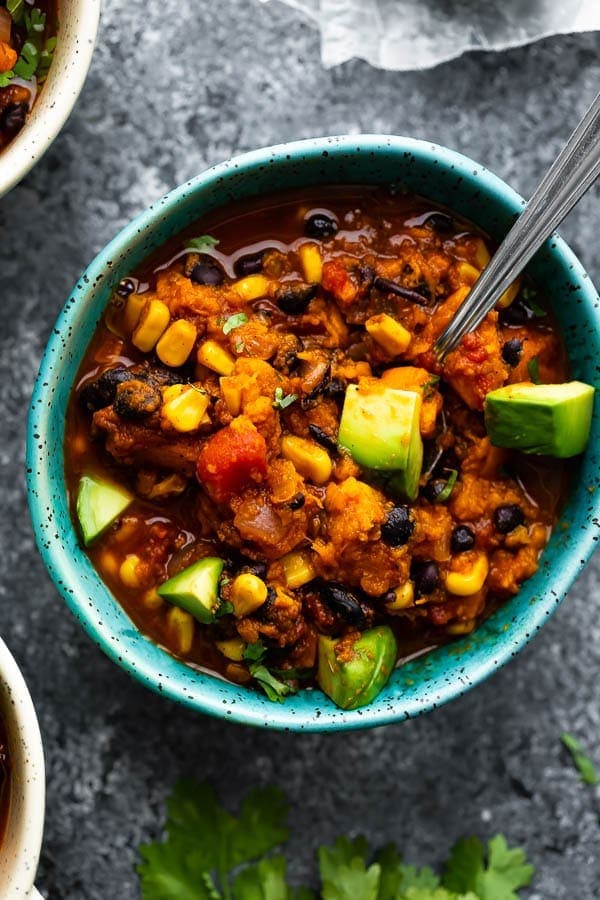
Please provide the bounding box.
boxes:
[1,1,599,897]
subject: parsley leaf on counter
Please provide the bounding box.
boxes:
[561,732,598,785]
[138,782,289,900]
[186,235,220,252]
[443,835,534,900]
[137,782,535,899]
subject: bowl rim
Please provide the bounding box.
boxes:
[26,134,600,731]
[0,636,45,898]
[0,0,101,198]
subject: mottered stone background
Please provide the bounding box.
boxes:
[1,1,599,896]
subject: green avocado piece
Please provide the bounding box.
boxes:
[338,382,423,471]
[485,381,594,458]
[76,474,133,546]
[157,557,225,624]
[386,412,424,501]
[317,626,397,710]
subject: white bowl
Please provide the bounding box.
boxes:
[0,0,101,198]
[0,637,45,899]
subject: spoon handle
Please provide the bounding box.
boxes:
[434,90,600,359]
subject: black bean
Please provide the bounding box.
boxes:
[79,367,135,412]
[451,525,476,554]
[114,380,161,420]
[234,252,264,277]
[423,212,454,233]
[190,262,224,286]
[411,560,440,596]
[493,504,525,534]
[373,276,430,305]
[423,479,448,503]
[381,506,414,547]
[276,282,318,315]
[288,493,305,510]
[499,299,532,327]
[245,561,268,579]
[501,338,523,368]
[324,378,346,399]
[1,102,28,137]
[308,424,338,454]
[321,582,367,627]
[304,212,338,240]
[116,278,136,298]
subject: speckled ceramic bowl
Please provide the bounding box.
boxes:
[0,0,101,198]
[0,637,45,899]
[26,136,600,731]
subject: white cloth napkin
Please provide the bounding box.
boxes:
[261,0,600,70]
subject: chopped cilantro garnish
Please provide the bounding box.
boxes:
[2,6,56,86]
[185,235,219,252]
[222,313,248,335]
[273,386,298,410]
[243,640,266,662]
[561,732,598,785]
[435,469,458,503]
[527,357,541,384]
[137,781,536,899]
[249,662,294,702]
[214,600,234,619]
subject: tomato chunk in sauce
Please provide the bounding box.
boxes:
[64,185,570,704]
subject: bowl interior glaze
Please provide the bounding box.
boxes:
[26,136,600,731]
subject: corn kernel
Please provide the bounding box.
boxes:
[215,638,246,661]
[456,261,481,285]
[197,340,235,375]
[132,299,170,352]
[474,238,491,269]
[281,551,316,589]
[230,573,269,617]
[220,376,242,415]
[496,277,522,309]
[156,319,198,367]
[446,619,476,635]
[384,581,415,613]
[161,384,210,432]
[232,274,270,302]
[119,554,142,588]
[281,435,332,484]
[143,588,164,610]
[99,549,119,578]
[299,243,323,283]
[365,313,411,356]
[445,553,489,597]
[123,294,146,334]
[167,606,195,655]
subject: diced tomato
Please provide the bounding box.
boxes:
[196,417,268,503]
[461,332,487,365]
[321,260,358,306]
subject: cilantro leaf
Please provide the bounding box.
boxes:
[561,732,598,785]
[232,855,314,900]
[273,387,298,411]
[404,889,478,900]
[0,72,14,88]
[443,835,534,900]
[137,782,290,900]
[13,40,39,80]
[250,662,294,702]
[374,843,439,899]
[7,0,25,24]
[186,235,219,252]
[243,640,266,662]
[319,837,380,900]
[527,356,540,384]
[223,313,248,335]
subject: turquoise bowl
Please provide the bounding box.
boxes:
[26,136,600,731]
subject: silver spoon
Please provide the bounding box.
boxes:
[434,90,600,361]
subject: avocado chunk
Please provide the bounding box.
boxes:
[338,381,423,472]
[76,474,133,546]
[485,381,594,458]
[386,412,424,501]
[317,625,397,710]
[157,557,225,624]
